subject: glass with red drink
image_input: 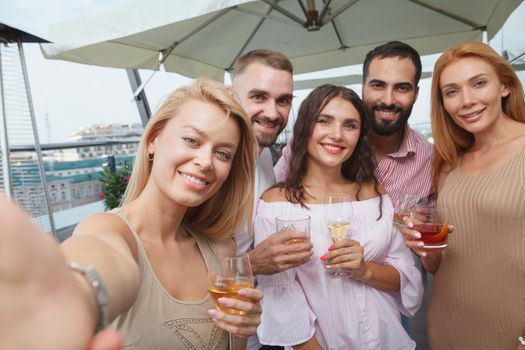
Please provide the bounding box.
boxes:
[411,204,449,251]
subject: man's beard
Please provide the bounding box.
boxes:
[366,103,413,136]
[251,116,286,148]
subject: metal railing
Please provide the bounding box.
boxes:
[8,138,139,240]
[10,137,141,152]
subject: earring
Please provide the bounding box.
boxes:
[147,153,154,162]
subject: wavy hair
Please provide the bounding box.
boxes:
[280,85,382,216]
[431,41,525,186]
[122,77,256,239]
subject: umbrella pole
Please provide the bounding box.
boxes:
[126,69,152,127]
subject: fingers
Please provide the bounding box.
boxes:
[401,214,413,227]
[212,288,262,316]
[330,239,359,249]
[400,226,421,240]
[274,231,313,254]
[209,309,260,336]
[259,232,313,256]
[399,226,429,257]
[275,250,313,272]
[327,251,362,267]
[281,240,313,255]
[208,288,262,337]
[270,234,314,270]
[250,237,312,274]
[277,229,310,242]
[238,287,263,303]
[321,242,364,269]
[86,330,123,350]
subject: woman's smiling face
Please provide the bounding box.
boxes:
[147,99,240,208]
[307,96,362,170]
[440,56,510,135]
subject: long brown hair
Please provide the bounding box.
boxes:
[280,84,381,215]
[123,77,256,239]
[431,41,525,187]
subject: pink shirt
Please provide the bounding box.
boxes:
[253,196,422,349]
[274,126,434,206]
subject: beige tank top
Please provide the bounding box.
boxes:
[110,208,230,350]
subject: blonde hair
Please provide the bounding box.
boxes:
[122,77,256,239]
[431,41,525,186]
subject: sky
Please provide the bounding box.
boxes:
[1,1,525,143]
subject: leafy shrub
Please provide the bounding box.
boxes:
[100,160,132,210]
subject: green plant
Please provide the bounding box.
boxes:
[100,160,132,210]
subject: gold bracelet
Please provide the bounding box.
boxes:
[69,262,109,332]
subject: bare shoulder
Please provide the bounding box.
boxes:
[71,211,138,259]
[358,181,386,200]
[261,186,287,202]
[74,212,130,237]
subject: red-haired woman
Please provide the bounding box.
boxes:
[403,41,525,349]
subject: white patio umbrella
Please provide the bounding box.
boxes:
[38,0,523,82]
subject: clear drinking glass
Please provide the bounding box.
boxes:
[208,254,253,350]
[393,194,420,228]
[323,194,353,278]
[275,214,311,254]
[411,204,449,251]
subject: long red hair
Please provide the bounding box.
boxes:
[430,41,525,187]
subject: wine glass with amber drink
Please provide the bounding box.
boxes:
[208,254,253,350]
[411,204,449,251]
[323,194,353,278]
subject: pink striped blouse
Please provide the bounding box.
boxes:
[274,126,435,206]
[253,196,423,349]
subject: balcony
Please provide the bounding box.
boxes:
[7,138,139,241]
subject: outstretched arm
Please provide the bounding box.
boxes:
[0,194,136,349]
[63,213,141,323]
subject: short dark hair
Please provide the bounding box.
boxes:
[362,41,422,85]
[232,49,293,78]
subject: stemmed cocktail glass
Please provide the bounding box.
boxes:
[323,194,353,278]
[208,254,253,349]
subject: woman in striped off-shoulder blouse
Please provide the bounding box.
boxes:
[254,84,423,350]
